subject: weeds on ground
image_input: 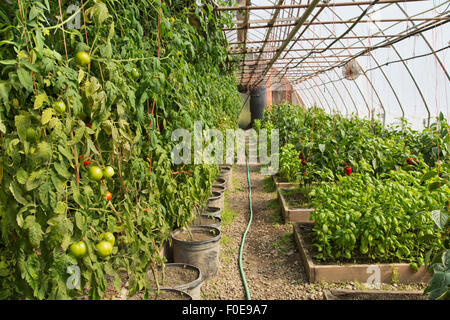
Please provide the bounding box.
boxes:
[263,176,276,193]
[268,199,283,226]
[222,201,238,226]
[231,176,244,193]
[273,232,294,256]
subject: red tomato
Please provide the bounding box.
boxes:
[345,167,352,175]
[106,191,112,201]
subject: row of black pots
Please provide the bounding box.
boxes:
[150,165,233,300]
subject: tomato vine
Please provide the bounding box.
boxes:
[0,0,241,299]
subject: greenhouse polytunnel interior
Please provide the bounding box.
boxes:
[0,0,449,304]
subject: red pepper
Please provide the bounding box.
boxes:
[406,157,417,165]
[345,167,352,175]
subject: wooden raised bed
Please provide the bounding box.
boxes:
[293,223,431,284]
[272,175,300,189]
[323,289,426,300]
[277,187,314,224]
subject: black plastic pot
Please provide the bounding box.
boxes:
[212,184,226,195]
[152,288,193,300]
[191,214,222,231]
[207,190,224,210]
[171,226,221,281]
[202,206,222,218]
[148,263,202,300]
[219,165,232,189]
[129,288,193,300]
[214,177,226,189]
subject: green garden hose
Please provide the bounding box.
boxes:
[238,148,253,300]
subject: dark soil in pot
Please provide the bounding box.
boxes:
[148,263,203,300]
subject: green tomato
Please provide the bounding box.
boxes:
[69,241,87,258]
[102,166,115,179]
[26,128,38,142]
[96,240,113,257]
[53,100,66,114]
[75,51,91,66]
[89,166,103,181]
[34,141,52,161]
[100,232,115,246]
[444,238,450,249]
[131,68,140,80]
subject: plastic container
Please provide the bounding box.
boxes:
[171,226,221,281]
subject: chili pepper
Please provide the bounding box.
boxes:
[345,167,352,175]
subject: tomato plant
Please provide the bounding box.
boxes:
[96,241,113,258]
[100,232,115,246]
[0,0,241,299]
[69,241,87,259]
[52,101,66,114]
[102,166,114,179]
[75,51,91,66]
[88,166,103,181]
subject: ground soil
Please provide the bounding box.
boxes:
[281,188,310,208]
[200,164,427,300]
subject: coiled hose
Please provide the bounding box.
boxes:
[238,147,253,300]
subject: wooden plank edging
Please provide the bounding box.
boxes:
[277,187,315,223]
[293,223,431,284]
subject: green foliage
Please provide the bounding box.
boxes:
[221,201,238,226]
[0,0,240,299]
[260,103,449,184]
[309,170,449,264]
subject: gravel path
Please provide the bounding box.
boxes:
[201,164,427,300]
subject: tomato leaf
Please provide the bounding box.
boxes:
[17,67,34,92]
